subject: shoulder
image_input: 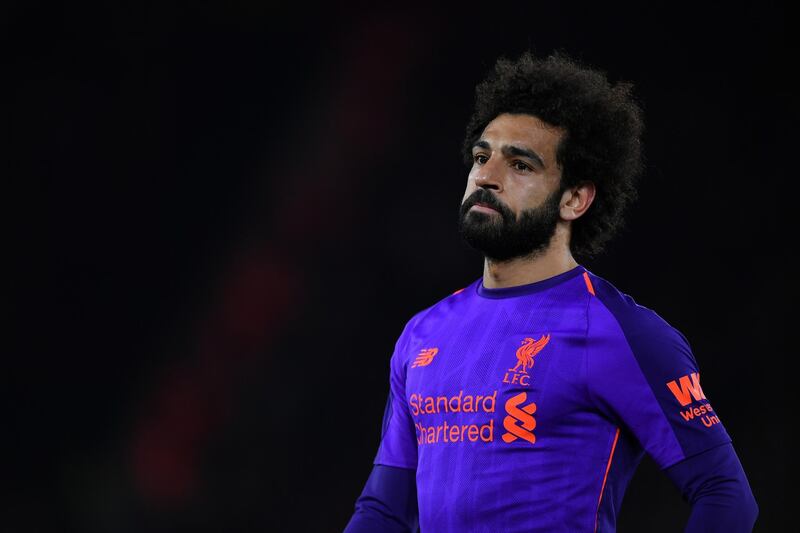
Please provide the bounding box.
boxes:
[391,278,481,360]
[584,270,696,369]
[585,270,687,342]
[582,270,731,467]
[399,278,481,337]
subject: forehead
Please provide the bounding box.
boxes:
[479,113,564,162]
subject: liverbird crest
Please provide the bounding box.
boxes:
[509,334,551,374]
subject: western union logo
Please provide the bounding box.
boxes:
[666,372,706,407]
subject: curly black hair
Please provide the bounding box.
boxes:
[462,51,644,259]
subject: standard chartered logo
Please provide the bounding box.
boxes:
[501,392,537,444]
[408,389,538,446]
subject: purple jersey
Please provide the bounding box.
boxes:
[373,265,731,532]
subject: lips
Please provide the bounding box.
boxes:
[471,202,499,213]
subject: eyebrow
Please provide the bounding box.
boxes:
[473,140,546,169]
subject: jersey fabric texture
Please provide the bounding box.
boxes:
[373,265,732,533]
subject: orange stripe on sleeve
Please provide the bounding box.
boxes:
[583,272,596,296]
[595,427,620,533]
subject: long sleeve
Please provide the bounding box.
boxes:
[664,442,758,532]
[343,464,418,533]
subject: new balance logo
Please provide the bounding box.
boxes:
[411,348,439,368]
[666,372,706,406]
[501,392,537,445]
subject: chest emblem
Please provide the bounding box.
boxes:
[502,334,551,386]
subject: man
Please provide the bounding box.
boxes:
[343,52,757,532]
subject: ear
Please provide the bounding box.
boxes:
[560,181,596,221]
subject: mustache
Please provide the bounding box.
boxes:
[460,189,512,219]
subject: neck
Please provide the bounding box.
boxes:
[481,227,578,289]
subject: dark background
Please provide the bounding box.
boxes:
[7,2,791,532]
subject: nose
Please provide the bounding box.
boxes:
[473,157,503,192]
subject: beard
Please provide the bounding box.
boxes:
[458,187,563,262]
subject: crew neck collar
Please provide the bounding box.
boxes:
[476,265,586,299]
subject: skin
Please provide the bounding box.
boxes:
[462,113,596,288]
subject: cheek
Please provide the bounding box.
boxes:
[462,180,478,202]
[517,182,550,208]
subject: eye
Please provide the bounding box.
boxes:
[512,160,532,172]
[473,154,489,165]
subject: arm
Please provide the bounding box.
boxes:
[584,282,753,529]
[664,443,758,532]
[345,316,422,532]
[343,464,418,533]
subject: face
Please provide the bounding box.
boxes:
[459,113,566,261]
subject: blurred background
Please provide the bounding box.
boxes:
[7,2,790,532]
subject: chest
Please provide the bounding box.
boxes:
[403,305,591,429]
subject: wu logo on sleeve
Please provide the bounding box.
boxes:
[665,372,721,428]
[666,372,706,406]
